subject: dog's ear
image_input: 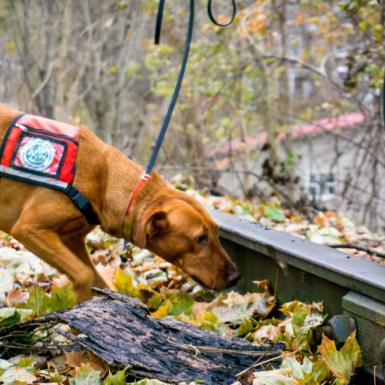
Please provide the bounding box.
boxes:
[134,210,170,249]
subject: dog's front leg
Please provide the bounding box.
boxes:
[60,234,113,290]
[11,224,95,302]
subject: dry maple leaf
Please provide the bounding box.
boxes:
[65,351,108,377]
[5,288,29,307]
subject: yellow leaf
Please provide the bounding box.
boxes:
[114,269,135,296]
[318,331,362,385]
[151,300,172,318]
[202,311,219,324]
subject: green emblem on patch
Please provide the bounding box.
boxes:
[20,138,55,171]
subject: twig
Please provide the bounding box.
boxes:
[235,343,278,382]
[183,344,283,357]
[262,54,324,77]
[31,62,53,99]
[236,353,285,377]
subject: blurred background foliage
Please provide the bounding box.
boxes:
[0,0,384,230]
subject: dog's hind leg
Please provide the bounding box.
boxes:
[11,224,95,302]
[61,234,113,290]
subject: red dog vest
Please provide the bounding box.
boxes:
[0,114,98,224]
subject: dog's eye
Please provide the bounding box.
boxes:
[195,235,208,244]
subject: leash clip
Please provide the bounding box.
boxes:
[141,173,151,182]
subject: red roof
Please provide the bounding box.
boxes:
[207,112,366,157]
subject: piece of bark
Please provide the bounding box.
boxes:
[54,289,282,384]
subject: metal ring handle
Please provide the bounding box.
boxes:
[207,0,237,27]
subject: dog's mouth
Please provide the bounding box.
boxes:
[190,274,207,288]
[190,272,240,290]
[189,274,222,290]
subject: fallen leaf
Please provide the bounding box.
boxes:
[263,205,285,222]
[96,264,117,289]
[0,308,33,327]
[253,367,297,385]
[191,294,224,317]
[27,285,76,316]
[281,356,329,385]
[0,268,14,296]
[5,288,29,307]
[0,359,12,371]
[102,367,127,385]
[212,290,275,324]
[318,331,362,385]
[0,367,37,385]
[65,351,108,377]
[114,269,135,296]
[50,274,70,290]
[253,324,280,344]
[69,364,102,385]
[306,225,343,245]
[0,248,56,276]
[151,300,172,317]
[127,379,172,385]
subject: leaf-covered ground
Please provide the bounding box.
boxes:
[0,222,362,385]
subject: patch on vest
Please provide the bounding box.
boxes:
[0,114,80,187]
[19,137,56,171]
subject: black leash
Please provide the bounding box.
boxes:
[145,0,237,175]
[154,0,165,45]
[145,0,194,175]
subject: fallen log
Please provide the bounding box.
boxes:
[56,289,282,384]
[0,289,283,384]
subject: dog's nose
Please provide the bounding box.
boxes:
[226,269,241,287]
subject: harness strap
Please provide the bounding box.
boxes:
[65,185,99,225]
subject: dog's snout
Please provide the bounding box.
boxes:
[226,269,241,287]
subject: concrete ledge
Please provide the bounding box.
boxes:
[210,209,385,305]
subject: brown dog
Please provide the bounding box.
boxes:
[0,104,240,302]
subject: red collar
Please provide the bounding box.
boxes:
[123,173,151,242]
[126,173,151,216]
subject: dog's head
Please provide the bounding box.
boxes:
[132,189,240,290]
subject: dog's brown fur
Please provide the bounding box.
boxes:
[0,104,240,301]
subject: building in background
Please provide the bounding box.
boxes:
[206,111,384,229]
